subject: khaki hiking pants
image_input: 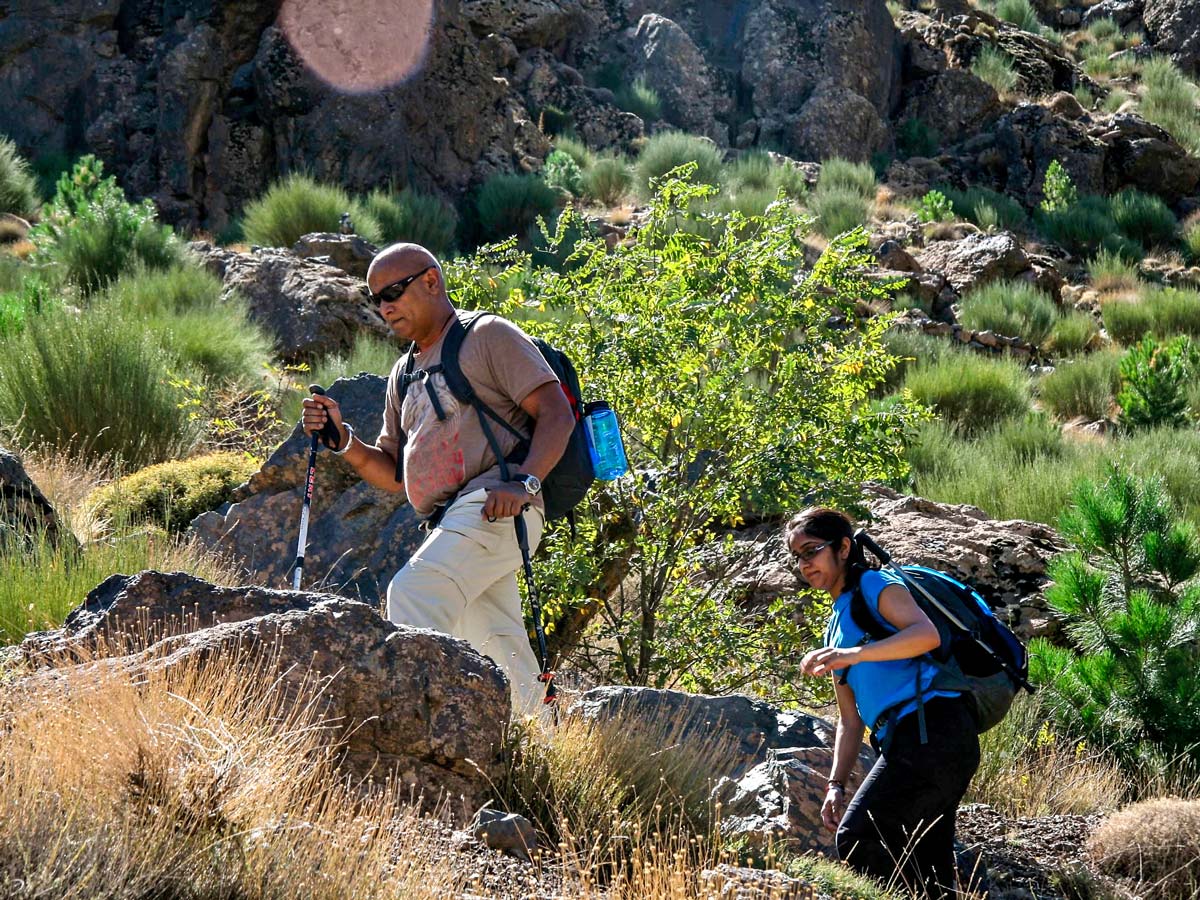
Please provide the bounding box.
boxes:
[385,488,545,716]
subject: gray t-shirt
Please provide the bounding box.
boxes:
[378,312,557,517]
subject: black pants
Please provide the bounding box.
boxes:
[836,696,981,899]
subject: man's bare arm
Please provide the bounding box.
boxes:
[301,394,404,493]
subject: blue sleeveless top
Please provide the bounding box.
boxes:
[824,569,959,742]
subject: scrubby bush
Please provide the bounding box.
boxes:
[896,117,939,158]
[1032,468,1200,783]
[29,155,183,295]
[580,155,633,206]
[475,173,560,242]
[1037,195,1119,256]
[0,135,39,219]
[725,151,808,199]
[1104,287,1200,344]
[1102,87,1132,113]
[362,187,457,257]
[916,189,954,223]
[1117,334,1198,430]
[958,280,1058,345]
[1088,247,1141,293]
[1102,297,1155,345]
[552,135,596,171]
[0,305,199,467]
[939,185,1027,231]
[1140,55,1200,156]
[1184,215,1200,262]
[542,150,584,197]
[880,329,962,393]
[1048,310,1101,356]
[995,0,1042,33]
[537,103,573,136]
[1109,188,1178,250]
[0,275,56,339]
[635,131,724,192]
[810,187,870,238]
[817,157,877,200]
[902,353,1032,434]
[88,451,259,533]
[242,174,381,248]
[102,265,274,386]
[613,76,662,122]
[972,45,1020,94]
[1087,799,1200,899]
[1038,350,1121,420]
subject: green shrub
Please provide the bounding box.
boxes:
[1032,468,1200,781]
[1040,160,1078,213]
[896,117,939,158]
[1146,286,1200,338]
[1038,350,1121,420]
[903,353,1032,434]
[1117,334,1198,430]
[1073,86,1095,110]
[984,413,1065,464]
[1102,297,1156,345]
[1088,247,1142,293]
[995,0,1042,32]
[0,136,39,219]
[1084,17,1120,42]
[1037,195,1117,255]
[1184,218,1200,262]
[580,155,633,206]
[972,45,1020,94]
[102,265,273,386]
[635,131,724,192]
[552,135,596,171]
[880,329,962,393]
[916,189,954,223]
[537,103,573,136]
[1102,87,1132,113]
[614,76,662,122]
[242,174,381,248]
[88,451,260,533]
[29,155,183,295]
[817,157,877,200]
[0,305,199,467]
[959,280,1058,345]
[1048,310,1101,356]
[939,185,1027,231]
[810,187,870,238]
[542,150,584,197]
[1140,56,1200,156]
[362,187,457,257]
[0,275,56,339]
[1109,188,1178,250]
[475,173,560,242]
[726,151,808,201]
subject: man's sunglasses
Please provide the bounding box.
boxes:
[790,540,832,562]
[370,266,434,306]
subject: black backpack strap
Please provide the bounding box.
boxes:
[393,345,417,485]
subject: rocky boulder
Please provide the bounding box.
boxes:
[292,233,380,279]
[1143,0,1200,78]
[1082,0,1143,28]
[915,231,1031,295]
[1100,113,1200,204]
[192,374,421,605]
[0,449,77,553]
[568,686,874,855]
[461,0,588,50]
[188,242,389,363]
[12,569,511,809]
[899,68,1002,142]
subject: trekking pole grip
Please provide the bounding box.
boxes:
[853,528,892,565]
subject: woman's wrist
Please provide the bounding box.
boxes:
[826,779,846,793]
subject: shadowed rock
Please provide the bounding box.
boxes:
[0,448,78,553]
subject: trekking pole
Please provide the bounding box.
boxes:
[292,385,326,590]
[514,508,557,708]
[854,528,1035,694]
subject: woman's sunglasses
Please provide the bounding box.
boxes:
[790,540,832,562]
[370,266,434,306]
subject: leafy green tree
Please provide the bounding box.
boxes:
[1031,468,1200,781]
[447,174,926,700]
[1040,160,1077,213]
[916,190,954,223]
[1116,334,1198,430]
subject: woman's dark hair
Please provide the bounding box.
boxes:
[785,506,875,588]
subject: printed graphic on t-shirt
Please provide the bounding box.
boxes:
[402,373,468,515]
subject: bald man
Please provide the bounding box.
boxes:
[303,243,575,715]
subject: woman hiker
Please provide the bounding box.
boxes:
[788,507,980,899]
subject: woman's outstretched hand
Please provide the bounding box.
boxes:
[800,646,861,678]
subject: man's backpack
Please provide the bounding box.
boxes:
[393,311,595,522]
[849,530,1034,735]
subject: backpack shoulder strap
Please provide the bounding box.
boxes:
[441,311,530,443]
[849,573,895,643]
[392,344,418,485]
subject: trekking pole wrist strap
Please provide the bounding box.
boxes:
[332,422,355,455]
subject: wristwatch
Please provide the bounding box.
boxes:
[517,474,542,496]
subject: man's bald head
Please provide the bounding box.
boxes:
[367,243,443,296]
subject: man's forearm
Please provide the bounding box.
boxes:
[517,406,575,482]
[340,431,405,493]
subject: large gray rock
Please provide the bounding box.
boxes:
[788,82,890,164]
[0,449,77,552]
[1143,0,1200,78]
[292,232,380,280]
[627,14,729,144]
[567,686,874,855]
[915,231,1031,296]
[192,375,421,605]
[0,0,549,233]
[461,0,587,50]
[189,242,389,363]
[12,569,510,808]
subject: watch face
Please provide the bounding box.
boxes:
[523,474,542,495]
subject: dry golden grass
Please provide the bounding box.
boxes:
[0,644,469,899]
[1087,798,1200,899]
[21,445,116,541]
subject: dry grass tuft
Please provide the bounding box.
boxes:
[0,644,467,898]
[1087,798,1200,899]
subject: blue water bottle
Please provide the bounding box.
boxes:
[583,401,629,481]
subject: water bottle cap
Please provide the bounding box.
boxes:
[584,401,611,415]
